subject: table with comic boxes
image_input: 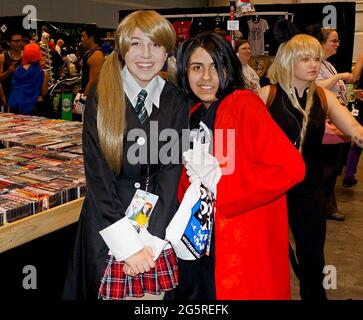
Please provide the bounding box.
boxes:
[0,113,85,253]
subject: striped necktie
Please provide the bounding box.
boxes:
[134,89,148,124]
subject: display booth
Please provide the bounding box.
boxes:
[0,16,113,121]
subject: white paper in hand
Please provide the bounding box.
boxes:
[165,181,201,260]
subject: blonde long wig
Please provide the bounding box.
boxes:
[97,10,176,175]
[267,34,323,152]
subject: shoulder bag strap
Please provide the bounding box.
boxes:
[266,84,277,109]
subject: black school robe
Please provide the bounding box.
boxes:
[63,82,189,299]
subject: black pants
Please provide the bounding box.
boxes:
[166,257,216,300]
[289,204,327,300]
[287,179,327,300]
[321,143,351,215]
[322,164,339,216]
[165,228,216,300]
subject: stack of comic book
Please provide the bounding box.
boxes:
[0,114,85,226]
[0,148,85,225]
[0,113,82,149]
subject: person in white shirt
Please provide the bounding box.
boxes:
[236,39,260,92]
[55,39,64,56]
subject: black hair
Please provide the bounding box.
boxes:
[305,24,324,43]
[82,24,100,45]
[176,32,244,101]
[235,38,249,52]
[6,30,24,42]
[273,18,300,44]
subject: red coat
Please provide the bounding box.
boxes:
[178,90,305,300]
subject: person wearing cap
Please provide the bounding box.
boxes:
[7,43,49,115]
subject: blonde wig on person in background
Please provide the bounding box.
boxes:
[97,10,177,175]
[267,34,323,151]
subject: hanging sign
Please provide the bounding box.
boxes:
[227,20,240,31]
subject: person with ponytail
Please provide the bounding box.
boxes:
[259,34,363,300]
[63,10,189,300]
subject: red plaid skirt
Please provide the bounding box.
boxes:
[98,248,178,300]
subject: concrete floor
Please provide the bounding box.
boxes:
[290,160,363,300]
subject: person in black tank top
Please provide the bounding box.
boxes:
[0,32,23,103]
[80,25,104,96]
[80,46,103,93]
[259,34,363,300]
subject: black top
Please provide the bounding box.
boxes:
[50,50,64,81]
[80,47,103,92]
[190,100,220,132]
[2,51,22,99]
[63,81,190,299]
[268,84,327,212]
[268,84,326,166]
[172,100,220,300]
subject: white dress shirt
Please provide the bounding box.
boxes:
[121,66,165,116]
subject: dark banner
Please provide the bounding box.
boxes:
[119,2,355,73]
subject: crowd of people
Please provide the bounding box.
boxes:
[1,9,363,301]
[0,25,109,116]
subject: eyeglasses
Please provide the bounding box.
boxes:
[329,39,340,44]
[10,39,23,43]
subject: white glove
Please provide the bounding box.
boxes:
[183,138,222,193]
[73,92,86,114]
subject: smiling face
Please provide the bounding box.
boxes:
[322,30,339,59]
[187,47,220,108]
[8,34,24,53]
[124,28,167,88]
